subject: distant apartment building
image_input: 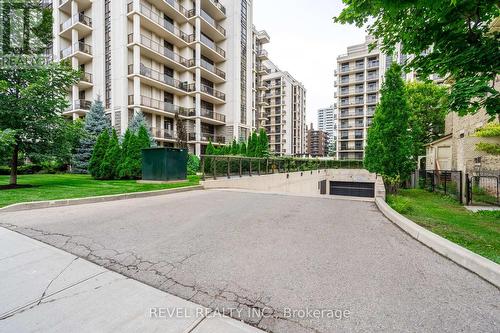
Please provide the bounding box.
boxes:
[252,26,270,130]
[52,0,259,155]
[334,35,393,160]
[259,61,307,156]
[317,106,337,156]
[307,123,329,157]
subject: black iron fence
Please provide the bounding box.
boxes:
[200,155,364,180]
[466,172,499,206]
[418,170,463,203]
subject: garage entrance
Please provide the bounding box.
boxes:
[329,181,375,198]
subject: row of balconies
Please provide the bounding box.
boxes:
[127,3,226,58]
[339,97,378,106]
[150,128,225,144]
[127,64,226,102]
[188,132,225,143]
[339,61,379,73]
[338,73,379,85]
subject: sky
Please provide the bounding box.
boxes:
[253,0,367,127]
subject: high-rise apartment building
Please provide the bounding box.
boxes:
[317,106,337,156]
[53,0,257,155]
[259,61,306,156]
[334,35,391,160]
[252,26,270,130]
[306,123,329,157]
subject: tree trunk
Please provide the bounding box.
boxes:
[9,143,19,186]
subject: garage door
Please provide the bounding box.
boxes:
[329,181,375,198]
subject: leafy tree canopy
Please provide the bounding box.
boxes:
[334,0,500,117]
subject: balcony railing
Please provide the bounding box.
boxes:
[367,73,379,80]
[187,107,226,122]
[366,86,378,92]
[80,72,92,83]
[200,34,225,57]
[188,132,226,143]
[257,50,268,58]
[128,95,189,116]
[150,126,176,140]
[130,64,189,92]
[200,58,226,79]
[164,0,189,17]
[368,61,379,68]
[67,99,92,112]
[355,76,364,82]
[187,83,225,100]
[209,0,226,15]
[128,33,189,67]
[60,13,92,31]
[60,42,92,58]
[200,9,226,36]
[134,3,191,43]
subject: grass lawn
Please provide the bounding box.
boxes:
[0,174,200,208]
[387,189,500,264]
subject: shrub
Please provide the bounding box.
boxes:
[187,154,200,175]
[387,195,413,215]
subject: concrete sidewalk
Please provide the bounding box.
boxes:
[0,227,264,333]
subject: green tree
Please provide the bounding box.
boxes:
[99,129,121,180]
[116,129,133,179]
[88,130,110,179]
[130,110,155,146]
[475,123,500,155]
[230,139,239,155]
[258,128,269,157]
[72,98,109,173]
[206,140,215,155]
[0,1,80,185]
[364,65,414,193]
[239,142,247,156]
[406,81,449,161]
[0,129,15,165]
[334,0,500,117]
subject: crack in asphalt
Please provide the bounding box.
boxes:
[0,223,320,333]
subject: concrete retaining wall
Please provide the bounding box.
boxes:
[376,198,500,287]
[202,169,385,199]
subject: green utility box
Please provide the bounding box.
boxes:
[141,147,188,181]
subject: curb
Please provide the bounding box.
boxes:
[0,185,204,213]
[375,197,500,288]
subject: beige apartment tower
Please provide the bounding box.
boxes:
[259,61,306,156]
[53,0,256,155]
[335,36,390,160]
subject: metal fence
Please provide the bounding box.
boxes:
[466,172,499,206]
[200,155,364,180]
[419,170,463,203]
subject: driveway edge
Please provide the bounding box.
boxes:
[0,185,204,213]
[375,197,500,288]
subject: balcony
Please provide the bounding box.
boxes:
[129,64,189,94]
[199,33,225,61]
[367,73,379,81]
[203,0,226,20]
[78,72,93,89]
[256,30,270,44]
[367,96,378,104]
[128,34,190,71]
[128,95,189,117]
[355,76,364,82]
[187,83,226,104]
[64,99,92,115]
[188,132,225,144]
[189,9,226,42]
[59,13,92,38]
[59,0,91,14]
[366,85,378,92]
[187,107,226,124]
[198,57,226,83]
[128,3,193,47]
[257,49,269,60]
[148,0,189,22]
[368,61,379,68]
[150,126,177,140]
[60,42,92,62]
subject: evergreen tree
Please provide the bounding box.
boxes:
[130,110,156,146]
[175,113,188,149]
[100,129,121,180]
[364,65,414,193]
[88,130,110,179]
[72,98,109,173]
[117,129,133,179]
[137,125,152,150]
[239,142,247,156]
[258,128,269,157]
[248,132,259,157]
[206,140,215,155]
[230,139,239,155]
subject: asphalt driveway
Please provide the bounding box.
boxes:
[0,189,498,332]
